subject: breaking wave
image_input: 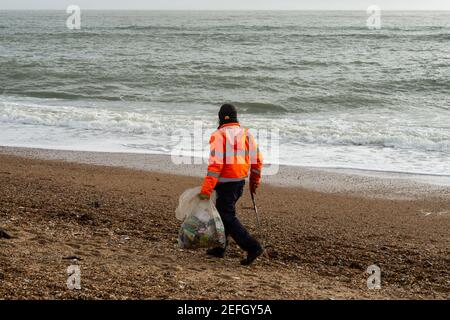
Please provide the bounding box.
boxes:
[232,102,288,114]
[1,102,449,154]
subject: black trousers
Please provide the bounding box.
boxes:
[214,180,262,254]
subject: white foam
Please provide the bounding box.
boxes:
[0,100,449,176]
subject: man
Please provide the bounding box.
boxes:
[198,104,264,265]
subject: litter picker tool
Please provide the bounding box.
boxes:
[250,191,270,259]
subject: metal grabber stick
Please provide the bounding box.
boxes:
[250,191,270,259]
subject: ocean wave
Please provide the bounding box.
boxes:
[290,95,387,108]
[1,100,287,131]
[114,25,184,31]
[1,102,449,155]
[284,31,450,41]
[112,24,449,32]
[294,134,450,153]
[273,117,450,153]
[5,91,123,102]
[381,79,450,94]
[423,33,450,41]
[0,103,171,135]
[231,102,288,114]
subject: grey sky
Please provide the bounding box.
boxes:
[1,0,450,10]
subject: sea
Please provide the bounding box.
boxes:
[0,10,449,176]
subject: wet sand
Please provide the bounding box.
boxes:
[0,150,449,299]
[1,146,449,200]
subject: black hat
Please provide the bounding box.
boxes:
[218,104,238,126]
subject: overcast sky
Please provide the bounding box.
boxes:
[1,0,450,10]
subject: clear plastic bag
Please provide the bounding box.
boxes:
[176,187,226,249]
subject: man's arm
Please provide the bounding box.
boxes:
[200,132,224,198]
[248,131,263,194]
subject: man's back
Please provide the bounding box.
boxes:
[201,122,263,196]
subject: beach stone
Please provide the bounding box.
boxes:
[90,201,101,209]
[146,235,159,242]
[0,228,12,239]
[63,255,82,261]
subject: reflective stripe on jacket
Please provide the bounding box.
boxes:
[201,122,263,196]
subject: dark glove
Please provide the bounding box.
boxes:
[250,181,259,195]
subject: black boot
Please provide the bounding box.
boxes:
[206,247,225,258]
[240,248,264,266]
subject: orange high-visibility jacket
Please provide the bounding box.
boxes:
[201,122,263,196]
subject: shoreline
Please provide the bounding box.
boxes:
[0,145,449,200]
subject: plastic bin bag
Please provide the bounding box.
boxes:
[176,187,226,249]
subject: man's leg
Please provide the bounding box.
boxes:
[214,181,262,255]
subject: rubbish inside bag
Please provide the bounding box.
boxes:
[176,187,226,249]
